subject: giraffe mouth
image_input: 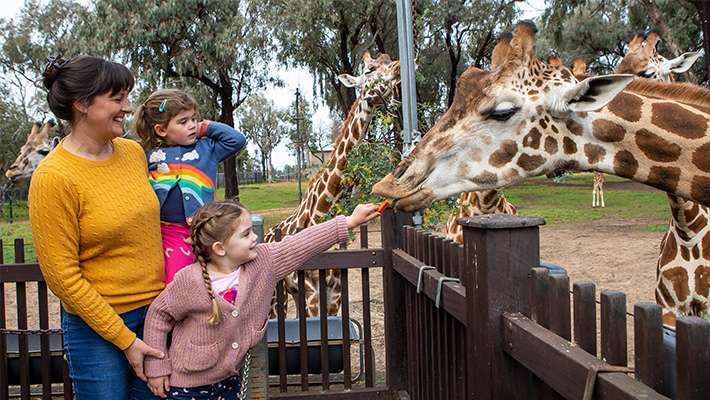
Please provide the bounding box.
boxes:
[373,175,435,212]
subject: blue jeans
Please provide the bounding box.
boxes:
[168,375,241,400]
[62,305,161,400]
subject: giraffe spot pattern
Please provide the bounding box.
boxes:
[662,267,690,301]
[606,92,643,123]
[691,176,710,208]
[562,137,577,154]
[471,170,498,186]
[523,128,542,149]
[696,266,710,297]
[544,136,558,154]
[583,144,605,164]
[647,166,681,194]
[652,103,708,139]
[516,153,546,171]
[704,232,710,260]
[489,140,518,167]
[565,119,583,136]
[659,232,677,266]
[692,143,710,173]
[613,150,639,178]
[502,168,520,182]
[635,129,682,162]
[592,119,625,142]
[686,208,706,235]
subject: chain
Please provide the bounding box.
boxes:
[0,328,63,335]
[238,349,251,400]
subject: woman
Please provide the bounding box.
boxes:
[29,55,164,399]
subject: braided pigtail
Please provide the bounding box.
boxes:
[190,200,248,325]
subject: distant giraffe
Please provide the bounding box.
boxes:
[613,28,705,327]
[265,52,401,318]
[5,120,59,184]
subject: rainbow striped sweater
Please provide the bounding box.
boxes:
[146,121,245,223]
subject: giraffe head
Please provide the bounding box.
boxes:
[5,120,59,184]
[614,27,701,82]
[372,20,634,212]
[338,52,401,106]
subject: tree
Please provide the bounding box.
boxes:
[262,0,400,117]
[239,94,284,184]
[74,0,276,199]
[282,95,313,175]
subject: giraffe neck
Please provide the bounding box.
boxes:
[266,98,376,237]
[564,85,710,206]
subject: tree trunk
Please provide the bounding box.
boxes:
[688,0,710,84]
[638,0,698,84]
[217,85,240,201]
[267,148,273,184]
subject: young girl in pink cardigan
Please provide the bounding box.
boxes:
[142,200,380,399]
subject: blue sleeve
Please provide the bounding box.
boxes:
[202,121,246,162]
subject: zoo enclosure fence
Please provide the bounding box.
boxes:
[2,211,710,399]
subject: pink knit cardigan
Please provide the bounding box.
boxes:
[143,215,349,388]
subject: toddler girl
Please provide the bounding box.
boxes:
[142,200,380,398]
[135,89,246,284]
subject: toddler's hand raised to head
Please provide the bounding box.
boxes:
[346,203,381,229]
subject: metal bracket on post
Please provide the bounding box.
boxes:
[435,277,460,308]
[416,265,435,293]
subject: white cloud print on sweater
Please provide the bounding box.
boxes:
[157,163,170,174]
[149,150,166,163]
[182,150,199,161]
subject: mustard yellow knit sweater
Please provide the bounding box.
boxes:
[29,137,164,350]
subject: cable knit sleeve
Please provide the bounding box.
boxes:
[265,216,349,281]
[29,171,135,349]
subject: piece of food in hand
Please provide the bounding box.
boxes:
[377,199,391,213]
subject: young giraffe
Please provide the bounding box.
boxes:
[613,28,705,327]
[444,32,518,244]
[265,52,401,318]
[373,20,710,229]
[5,120,59,184]
[550,54,608,208]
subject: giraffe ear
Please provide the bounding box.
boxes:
[563,75,635,113]
[338,73,364,88]
[666,52,702,74]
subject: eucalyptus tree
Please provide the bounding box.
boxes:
[414,0,521,108]
[74,0,276,199]
[282,95,313,175]
[261,0,399,117]
[238,94,284,183]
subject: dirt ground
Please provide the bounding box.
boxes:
[4,181,669,390]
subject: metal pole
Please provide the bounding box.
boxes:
[295,88,302,203]
[396,0,423,228]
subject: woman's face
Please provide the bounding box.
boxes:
[79,89,132,142]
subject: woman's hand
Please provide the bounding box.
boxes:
[124,338,164,381]
[346,203,381,229]
[147,376,171,398]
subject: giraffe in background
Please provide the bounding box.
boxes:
[5,120,59,184]
[265,52,401,318]
[613,28,705,327]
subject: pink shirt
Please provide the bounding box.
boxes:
[211,268,241,304]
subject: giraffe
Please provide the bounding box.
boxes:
[265,52,401,318]
[372,19,710,224]
[444,32,519,244]
[5,120,59,184]
[613,28,705,327]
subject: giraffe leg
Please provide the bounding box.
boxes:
[600,187,605,208]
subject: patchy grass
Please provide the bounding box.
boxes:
[502,174,670,224]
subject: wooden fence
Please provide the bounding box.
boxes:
[3,210,710,399]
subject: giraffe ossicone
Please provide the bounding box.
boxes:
[373,20,710,213]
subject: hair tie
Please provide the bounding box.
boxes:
[159,99,167,112]
[45,54,68,73]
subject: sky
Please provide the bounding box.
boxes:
[1,0,547,170]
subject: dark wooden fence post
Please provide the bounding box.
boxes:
[459,214,545,400]
[381,206,412,398]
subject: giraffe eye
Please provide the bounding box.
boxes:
[488,108,518,121]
